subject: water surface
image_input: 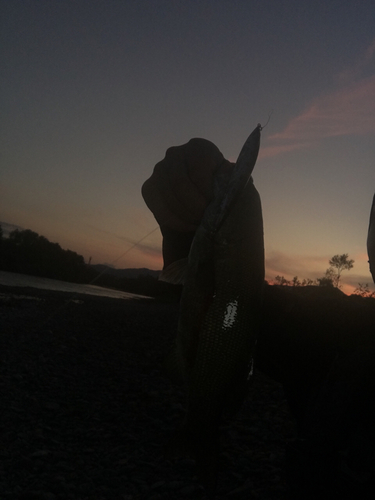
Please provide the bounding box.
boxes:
[0,270,151,300]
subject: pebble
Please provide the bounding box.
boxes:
[1,289,295,500]
[43,493,57,500]
[44,402,60,410]
[180,484,199,495]
[167,480,184,490]
[31,449,50,457]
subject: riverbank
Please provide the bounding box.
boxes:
[1,284,295,499]
[0,270,152,300]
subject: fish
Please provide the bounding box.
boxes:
[368,193,375,283]
[161,125,265,495]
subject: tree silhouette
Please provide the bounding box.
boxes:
[317,270,336,287]
[329,254,354,281]
[353,283,375,298]
[273,275,320,287]
[0,227,95,283]
[291,276,301,287]
[274,275,291,286]
[318,254,354,288]
[301,278,315,286]
[272,255,354,289]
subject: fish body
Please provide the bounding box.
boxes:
[368,194,375,283]
[164,126,265,493]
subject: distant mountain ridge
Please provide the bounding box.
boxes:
[91,265,161,279]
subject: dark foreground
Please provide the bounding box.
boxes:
[0,284,296,499]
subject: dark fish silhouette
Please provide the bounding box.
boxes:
[161,125,265,495]
[368,194,375,283]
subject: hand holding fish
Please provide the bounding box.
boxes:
[143,126,264,496]
[142,138,233,232]
[142,139,233,268]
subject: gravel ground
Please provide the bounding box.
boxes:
[0,284,296,500]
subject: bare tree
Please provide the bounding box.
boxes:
[353,283,375,298]
[273,254,354,289]
[317,254,354,288]
[329,254,354,281]
[274,275,291,286]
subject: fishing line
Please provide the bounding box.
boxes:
[88,224,161,286]
[258,110,273,131]
[18,119,265,330]
[29,223,162,332]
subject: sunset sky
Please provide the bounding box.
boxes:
[1,0,374,293]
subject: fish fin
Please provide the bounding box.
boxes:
[166,425,219,497]
[162,347,185,385]
[159,258,188,284]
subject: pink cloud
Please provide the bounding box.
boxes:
[265,251,329,281]
[259,141,312,159]
[260,39,375,159]
[339,38,375,83]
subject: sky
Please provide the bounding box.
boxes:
[1,0,374,294]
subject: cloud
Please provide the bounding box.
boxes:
[134,240,162,259]
[260,40,375,159]
[259,141,312,159]
[338,38,375,83]
[343,273,374,289]
[265,250,329,281]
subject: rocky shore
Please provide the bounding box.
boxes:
[1,285,295,499]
